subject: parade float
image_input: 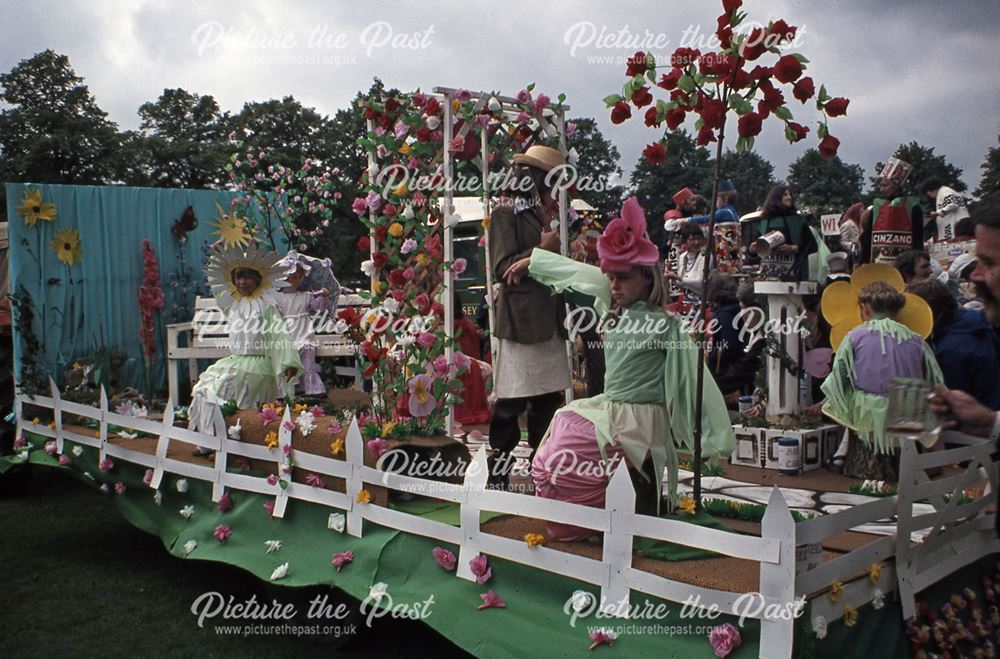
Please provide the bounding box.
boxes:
[4,4,1000,657]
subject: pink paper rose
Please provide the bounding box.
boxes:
[433,546,457,571]
[597,197,659,272]
[469,554,492,584]
[708,622,742,658]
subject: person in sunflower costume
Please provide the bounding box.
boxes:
[820,269,943,479]
[189,246,303,455]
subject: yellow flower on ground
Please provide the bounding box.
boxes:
[677,497,697,516]
[842,604,858,627]
[524,533,545,549]
[356,489,372,504]
[293,403,308,413]
[388,222,404,238]
[330,437,345,456]
[868,563,881,585]
[210,203,251,248]
[264,431,278,449]
[17,189,56,227]
[829,581,844,603]
[50,228,82,265]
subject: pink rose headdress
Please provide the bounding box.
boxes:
[597,197,660,273]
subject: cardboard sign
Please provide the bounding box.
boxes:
[820,214,841,236]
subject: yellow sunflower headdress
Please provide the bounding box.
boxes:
[206,244,284,312]
[821,264,933,351]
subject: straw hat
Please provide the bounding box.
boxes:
[512,145,566,172]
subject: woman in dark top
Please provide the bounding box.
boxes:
[752,185,818,281]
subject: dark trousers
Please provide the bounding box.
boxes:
[487,391,563,485]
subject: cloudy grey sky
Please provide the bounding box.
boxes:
[2,0,999,193]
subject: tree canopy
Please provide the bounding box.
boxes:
[787,148,865,214]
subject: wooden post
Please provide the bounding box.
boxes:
[600,461,635,613]
[150,400,175,490]
[49,378,64,454]
[345,416,365,538]
[759,486,796,659]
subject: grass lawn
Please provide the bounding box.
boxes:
[0,466,472,658]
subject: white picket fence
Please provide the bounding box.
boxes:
[14,381,1000,658]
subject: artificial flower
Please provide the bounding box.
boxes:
[58,454,70,465]
[265,431,279,449]
[642,141,667,164]
[708,622,741,657]
[265,539,282,554]
[13,435,27,449]
[332,551,353,572]
[143,469,153,485]
[213,524,232,543]
[400,238,417,254]
[114,482,126,495]
[469,554,492,584]
[589,628,617,650]
[452,258,467,275]
[100,483,110,494]
[260,407,280,426]
[408,374,437,417]
[44,441,57,455]
[328,513,346,532]
[180,505,195,519]
[117,430,138,440]
[571,591,596,613]
[183,540,197,555]
[218,493,233,513]
[524,533,545,549]
[872,588,885,610]
[266,473,279,486]
[829,581,844,602]
[270,563,289,580]
[818,134,840,158]
[356,489,372,504]
[263,500,276,515]
[842,604,858,627]
[330,437,345,456]
[72,445,84,457]
[433,547,457,571]
[154,490,162,506]
[824,97,850,117]
[678,497,697,516]
[305,473,325,488]
[176,479,189,493]
[17,189,56,227]
[388,222,404,238]
[99,457,114,473]
[296,411,316,436]
[308,405,325,418]
[49,229,83,265]
[868,563,881,585]
[292,403,309,414]
[282,420,295,432]
[478,590,506,610]
[369,582,388,603]
[812,615,827,639]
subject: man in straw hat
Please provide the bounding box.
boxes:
[486,144,571,489]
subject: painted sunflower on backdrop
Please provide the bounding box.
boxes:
[17,189,56,228]
[50,228,82,266]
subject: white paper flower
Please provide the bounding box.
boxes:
[176,479,189,493]
[183,540,197,555]
[270,563,289,581]
[872,588,885,610]
[360,259,375,277]
[72,445,84,457]
[568,147,579,164]
[265,540,282,554]
[571,590,595,613]
[328,513,346,533]
[488,96,501,112]
[395,334,416,348]
[813,615,828,639]
[426,116,441,130]
[444,212,461,229]
[179,505,195,519]
[227,419,242,440]
[118,430,138,440]
[369,582,388,604]
[383,298,399,314]
[153,490,162,506]
[402,205,415,221]
[296,412,316,437]
[18,451,30,463]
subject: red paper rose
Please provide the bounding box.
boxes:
[824,97,850,117]
[819,134,840,158]
[774,54,803,83]
[740,27,768,61]
[737,112,763,137]
[665,107,686,130]
[770,19,797,43]
[671,47,700,67]
[610,101,632,124]
[696,126,717,145]
[792,76,815,103]
[698,97,726,130]
[631,86,653,108]
[722,0,742,15]
[785,121,810,142]
[372,252,389,269]
[357,236,371,252]
[658,69,682,91]
[625,51,648,77]
[699,52,733,77]
[644,107,661,127]
[642,142,667,164]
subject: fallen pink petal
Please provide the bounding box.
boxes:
[332,551,353,572]
[213,524,233,543]
[478,590,506,610]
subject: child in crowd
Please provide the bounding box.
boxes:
[502,197,735,541]
[274,251,334,397]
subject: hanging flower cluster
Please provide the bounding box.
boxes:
[606,0,849,161]
[350,85,566,436]
[137,239,165,363]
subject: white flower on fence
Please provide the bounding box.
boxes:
[296,412,316,437]
[227,419,242,440]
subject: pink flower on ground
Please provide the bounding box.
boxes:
[99,457,114,473]
[452,258,467,275]
[218,493,233,513]
[589,629,617,650]
[259,407,279,425]
[263,500,275,515]
[309,405,325,417]
[44,441,57,455]
[213,524,232,543]
[708,623,742,658]
[143,469,153,485]
[433,547,457,571]
[367,438,388,459]
[13,435,26,449]
[478,590,506,610]
[408,374,438,418]
[417,332,436,349]
[58,454,71,465]
[332,551,353,572]
[306,473,325,488]
[469,554,492,584]
[115,482,126,495]
[329,418,342,435]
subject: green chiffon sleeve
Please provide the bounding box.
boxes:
[662,317,736,459]
[527,248,611,316]
[262,304,304,398]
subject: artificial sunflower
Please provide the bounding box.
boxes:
[210,203,251,248]
[17,189,56,227]
[50,228,82,265]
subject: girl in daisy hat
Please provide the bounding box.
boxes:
[503,197,735,541]
[189,245,303,454]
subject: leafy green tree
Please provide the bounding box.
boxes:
[787,148,865,214]
[566,117,622,212]
[134,88,229,189]
[226,95,337,169]
[975,134,1000,199]
[718,149,776,216]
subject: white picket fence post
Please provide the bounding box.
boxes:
[457,445,488,582]
[149,399,175,490]
[345,416,365,537]
[759,486,796,659]
[895,439,919,619]
[272,406,293,517]
[97,387,109,466]
[600,462,635,613]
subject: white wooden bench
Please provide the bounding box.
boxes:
[166,293,366,404]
